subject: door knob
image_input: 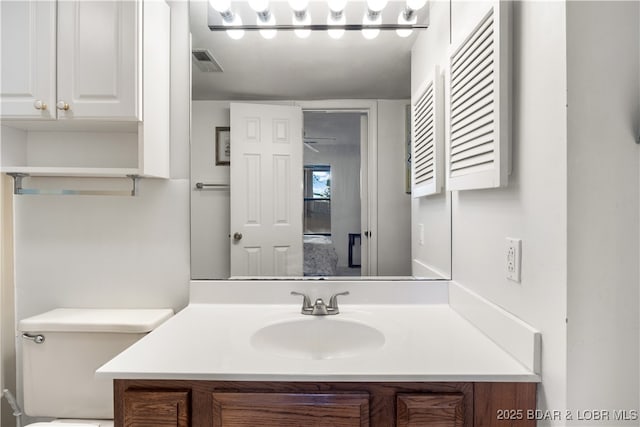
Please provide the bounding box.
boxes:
[233,232,243,241]
[56,101,70,111]
[33,100,47,110]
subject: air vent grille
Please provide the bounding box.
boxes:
[413,81,436,187]
[192,49,223,72]
[411,66,444,198]
[449,9,495,178]
[446,1,511,191]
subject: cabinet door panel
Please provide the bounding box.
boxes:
[57,0,138,120]
[124,390,190,427]
[0,0,55,119]
[211,392,369,427]
[397,394,464,427]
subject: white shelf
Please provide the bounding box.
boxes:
[1,166,145,178]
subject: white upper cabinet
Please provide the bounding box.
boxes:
[0,0,170,178]
[57,1,139,120]
[0,1,56,119]
[1,0,141,121]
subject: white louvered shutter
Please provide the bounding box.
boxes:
[447,2,512,190]
[412,66,444,197]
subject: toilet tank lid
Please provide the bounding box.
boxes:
[18,308,174,333]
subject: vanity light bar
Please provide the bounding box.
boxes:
[209,0,429,34]
[208,23,428,31]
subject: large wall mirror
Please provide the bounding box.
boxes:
[189,0,451,280]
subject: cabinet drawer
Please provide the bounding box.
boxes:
[211,392,370,427]
[397,393,464,427]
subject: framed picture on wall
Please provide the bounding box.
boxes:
[215,126,231,165]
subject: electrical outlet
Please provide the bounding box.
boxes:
[419,224,424,245]
[506,238,521,282]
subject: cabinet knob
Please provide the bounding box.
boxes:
[56,101,70,111]
[33,100,47,110]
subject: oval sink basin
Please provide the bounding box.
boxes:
[250,318,385,360]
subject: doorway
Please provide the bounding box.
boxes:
[303,111,363,276]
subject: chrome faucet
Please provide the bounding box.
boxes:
[291,291,349,315]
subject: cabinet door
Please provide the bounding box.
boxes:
[124,390,190,427]
[57,0,139,120]
[211,393,369,427]
[397,394,464,427]
[0,0,56,119]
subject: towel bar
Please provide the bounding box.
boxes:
[195,182,230,190]
[7,173,140,197]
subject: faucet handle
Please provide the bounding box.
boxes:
[291,291,312,313]
[328,291,350,313]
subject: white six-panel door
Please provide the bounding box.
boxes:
[0,0,56,119]
[56,1,139,120]
[230,103,303,277]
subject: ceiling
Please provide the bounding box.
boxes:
[189,0,425,100]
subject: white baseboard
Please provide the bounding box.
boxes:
[412,258,450,280]
[449,281,541,374]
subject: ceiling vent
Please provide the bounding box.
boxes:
[192,49,223,72]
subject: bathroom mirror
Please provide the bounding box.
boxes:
[189,0,451,280]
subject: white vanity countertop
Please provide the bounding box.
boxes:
[96,301,540,382]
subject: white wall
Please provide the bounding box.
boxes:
[11,2,191,423]
[412,0,569,421]
[191,100,413,278]
[12,1,191,317]
[0,176,16,427]
[566,1,640,421]
[413,0,640,423]
[190,101,232,279]
[410,0,452,279]
[377,100,412,276]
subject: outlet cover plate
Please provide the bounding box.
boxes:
[506,237,521,282]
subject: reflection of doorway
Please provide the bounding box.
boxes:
[303,112,362,276]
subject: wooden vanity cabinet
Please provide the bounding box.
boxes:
[123,390,190,427]
[115,380,536,427]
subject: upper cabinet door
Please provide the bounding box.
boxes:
[0,0,56,119]
[57,1,139,120]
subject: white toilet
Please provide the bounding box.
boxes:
[19,308,174,427]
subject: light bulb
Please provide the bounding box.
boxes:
[257,14,277,39]
[289,0,309,12]
[362,12,380,39]
[328,0,347,13]
[366,0,387,12]
[223,13,244,40]
[249,0,269,12]
[327,12,345,39]
[293,12,311,39]
[406,0,427,11]
[209,0,231,13]
[396,9,416,37]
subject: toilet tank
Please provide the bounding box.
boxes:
[19,308,173,419]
